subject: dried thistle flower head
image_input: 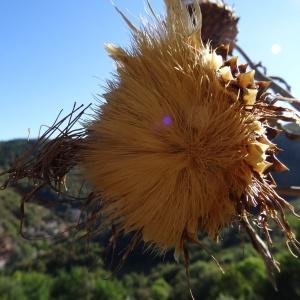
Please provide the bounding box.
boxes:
[186,0,239,50]
[83,0,299,283]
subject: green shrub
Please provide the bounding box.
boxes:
[0,276,26,300]
[94,279,127,300]
[50,267,95,300]
[151,278,171,300]
[13,271,52,300]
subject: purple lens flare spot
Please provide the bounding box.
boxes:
[162,115,172,126]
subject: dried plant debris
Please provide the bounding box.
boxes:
[0,0,300,294]
[1,104,90,192]
[0,103,97,238]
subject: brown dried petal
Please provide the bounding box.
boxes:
[238,70,255,88]
[269,153,289,172]
[224,56,239,75]
[265,126,281,140]
[238,63,248,74]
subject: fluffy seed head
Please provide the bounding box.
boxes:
[82,1,297,257]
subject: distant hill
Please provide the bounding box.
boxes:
[0,139,35,170]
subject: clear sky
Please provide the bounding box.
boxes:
[1,0,300,140]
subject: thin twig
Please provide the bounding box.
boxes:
[269,76,291,92]
[276,186,300,197]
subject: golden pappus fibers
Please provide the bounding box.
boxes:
[82,0,299,266]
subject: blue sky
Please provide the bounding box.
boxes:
[1,0,300,140]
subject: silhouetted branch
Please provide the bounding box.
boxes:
[269,76,291,92]
[277,186,300,197]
